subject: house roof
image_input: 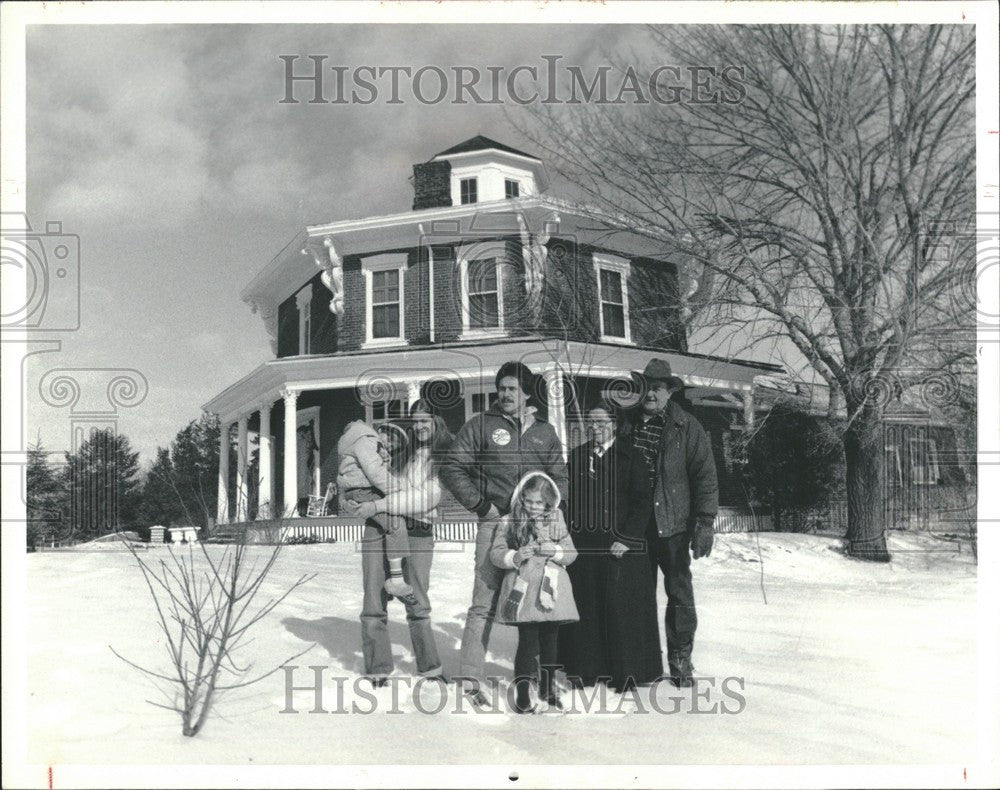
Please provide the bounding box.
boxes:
[203,338,777,420]
[433,135,540,161]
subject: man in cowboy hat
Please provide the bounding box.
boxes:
[614,357,718,687]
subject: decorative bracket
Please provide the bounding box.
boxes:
[518,212,559,326]
[303,237,344,316]
[248,299,279,354]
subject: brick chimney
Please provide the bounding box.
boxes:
[412,160,452,211]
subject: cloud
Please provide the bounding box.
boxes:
[30,28,212,229]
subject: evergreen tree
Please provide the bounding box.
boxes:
[62,428,143,540]
[170,413,221,527]
[26,441,67,549]
[140,447,185,528]
[743,405,843,532]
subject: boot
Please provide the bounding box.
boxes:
[464,688,492,712]
[667,641,695,688]
[541,691,565,713]
[513,679,536,714]
[539,664,563,712]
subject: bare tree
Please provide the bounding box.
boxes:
[113,458,315,736]
[518,24,975,560]
[113,528,315,737]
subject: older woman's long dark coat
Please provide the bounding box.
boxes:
[558,435,663,690]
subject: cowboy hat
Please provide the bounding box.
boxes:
[632,358,685,391]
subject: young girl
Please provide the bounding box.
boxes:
[490,471,579,714]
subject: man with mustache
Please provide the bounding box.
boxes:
[616,358,718,688]
[440,361,568,710]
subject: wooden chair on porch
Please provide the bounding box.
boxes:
[306,482,337,518]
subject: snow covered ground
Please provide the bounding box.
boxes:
[23,531,982,774]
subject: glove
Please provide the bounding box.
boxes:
[691,519,714,559]
[538,563,559,610]
[501,577,529,621]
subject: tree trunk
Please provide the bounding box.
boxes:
[843,402,891,562]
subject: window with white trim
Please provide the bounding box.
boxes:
[460,178,478,205]
[361,253,408,348]
[472,392,498,414]
[371,399,405,424]
[910,437,941,485]
[467,258,500,329]
[372,270,400,338]
[504,179,520,199]
[295,286,312,355]
[592,254,632,342]
[884,439,903,486]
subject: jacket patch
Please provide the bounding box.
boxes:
[491,428,512,446]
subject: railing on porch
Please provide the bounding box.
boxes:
[208,518,480,544]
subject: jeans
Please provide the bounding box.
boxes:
[458,518,503,686]
[360,519,441,677]
[515,622,559,699]
[646,520,697,653]
[345,487,409,561]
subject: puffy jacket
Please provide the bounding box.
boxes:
[489,472,579,625]
[336,420,389,494]
[439,404,569,519]
[619,400,718,541]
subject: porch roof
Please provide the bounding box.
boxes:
[202,337,783,422]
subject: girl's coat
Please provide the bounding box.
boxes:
[489,472,580,625]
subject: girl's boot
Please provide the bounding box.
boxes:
[540,665,564,712]
[513,678,536,714]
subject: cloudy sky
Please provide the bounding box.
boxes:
[25,23,648,462]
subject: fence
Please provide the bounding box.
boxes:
[715,508,773,534]
[211,519,481,545]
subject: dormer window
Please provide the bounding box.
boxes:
[505,179,520,199]
[362,253,408,348]
[592,253,633,343]
[460,178,478,205]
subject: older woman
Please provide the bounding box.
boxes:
[558,401,662,692]
[345,399,453,685]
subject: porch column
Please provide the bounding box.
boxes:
[543,367,568,462]
[742,390,755,430]
[235,413,249,521]
[282,388,299,518]
[406,380,422,408]
[216,419,231,524]
[257,401,273,520]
